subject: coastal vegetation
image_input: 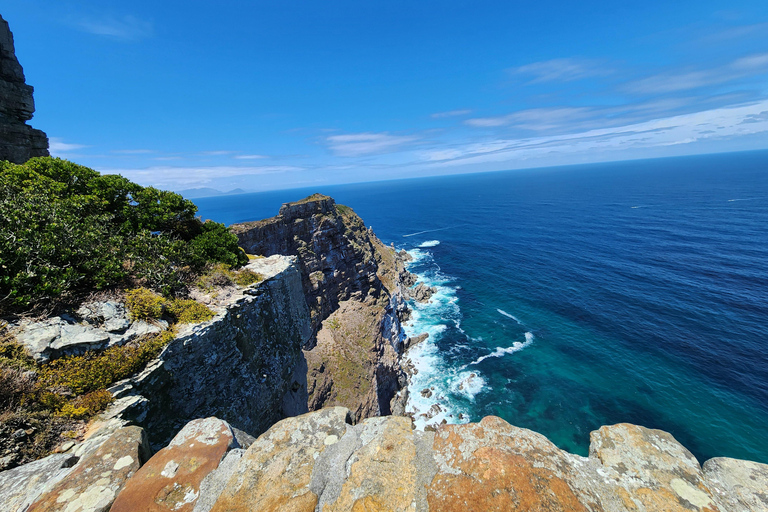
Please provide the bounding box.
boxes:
[0,157,257,466]
[0,157,247,315]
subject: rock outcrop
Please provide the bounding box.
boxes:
[0,15,48,163]
[106,255,312,448]
[233,195,419,421]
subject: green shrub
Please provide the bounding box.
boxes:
[233,269,263,287]
[125,288,165,320]
[39,330,175,396]
[166,299,215,324]
[195,262,235,291]
[58,389,114,419]
[0,157,248,314]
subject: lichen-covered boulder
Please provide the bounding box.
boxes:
[703,457,768,512]
[27,426,149,512]
[0,453,77,512]
[210,407,352,512]
[111,418,238,512]
[589,423,719,512]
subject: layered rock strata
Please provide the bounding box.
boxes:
[104,255,312,448]
[0,15,49,163]
[233,195,418,421]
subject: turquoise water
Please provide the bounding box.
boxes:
[195,150,768,464]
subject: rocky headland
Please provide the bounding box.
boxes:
[0,15,48,163]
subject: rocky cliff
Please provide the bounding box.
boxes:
[99,255,311,449]
[3,408,766,512]
[233,195,416,421]
[0,15,49,163]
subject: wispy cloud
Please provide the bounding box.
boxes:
[49,137,88,155]
[465,107,593,131]
[200,150,235,156]
[625,52,768,94]
[425,100,768,166]
[102,165,304,189]
[233,154,268,160]
[431,109,473,119]
[510,58,610,84]
[325,132,418,157]
[75,15,153,41]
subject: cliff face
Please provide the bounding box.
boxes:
[233,195,414,421]
[0,15,49,163]
[105,255,312,448]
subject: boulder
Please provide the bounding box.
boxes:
[703,457,768,512]
[210,407,352,512]
[111,417,238,512]
[27,426,150,512]
[589,423,719,512]
[0,453,78,512]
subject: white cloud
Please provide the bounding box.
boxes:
[76,15,153,41]
[49,137,88,155]
[510,58,609,83]
[100,165,304,190]
[431,109,473,119]
[625,52,768,94]
[233,154,268,160]
[465,107,593,131]
[425,100,768,166]
[325,132,418,157]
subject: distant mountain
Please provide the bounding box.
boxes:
[177,187,250,199]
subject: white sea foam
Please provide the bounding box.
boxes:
[418,240,441,248]
[497,308,522,324]
[465,332,534,367]
[449,371,487,401]
[403,247,473,430]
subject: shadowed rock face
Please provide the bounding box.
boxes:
[0,15,48,163]
[233,195,416,422]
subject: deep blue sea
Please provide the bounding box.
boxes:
[195,150,768,464]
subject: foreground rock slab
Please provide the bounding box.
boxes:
[111,418,238,512]
[27,426,149,512]
[0,453,78,512]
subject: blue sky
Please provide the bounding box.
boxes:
[4,1,768,192]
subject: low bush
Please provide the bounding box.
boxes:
[125,288,165,320]
[233,268,263,287]
[39,329,175,396]
[166,299,215,324]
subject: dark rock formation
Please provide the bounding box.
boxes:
[232,195,419,421]
[0,15,48,163]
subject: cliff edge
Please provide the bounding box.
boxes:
[233,195,416,421]
[0,15,49,163]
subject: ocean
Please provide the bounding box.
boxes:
[194,150,768,464]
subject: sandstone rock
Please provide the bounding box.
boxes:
[703,457,768,511]
[52,322,111,353]
[111,418,238,512]
[14,317,61,362]
[191,449,244,512]
[0,15,48,163]
[0,453,77,512]
[589,423,719,512]
[408,283,437,302]
[404,332,428,351]
[210,407,352,512]
[128,255,311,448]
[311,415,436,512]
[77,300,131,333]
[27,426,149,512]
